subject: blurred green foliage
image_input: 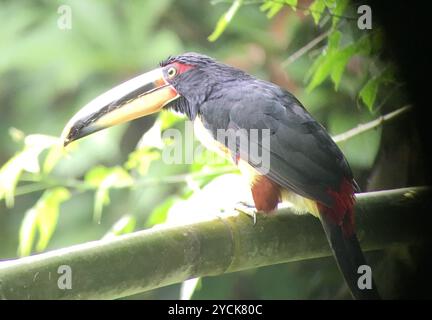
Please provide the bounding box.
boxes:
[0,0,403,299]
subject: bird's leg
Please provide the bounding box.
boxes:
[235,201,259,225]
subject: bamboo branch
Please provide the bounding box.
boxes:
[0,186,430,299]
[333,105,412,143]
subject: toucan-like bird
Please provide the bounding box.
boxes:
[62,53,380,299]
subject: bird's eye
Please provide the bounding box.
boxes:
[167,67,177,78]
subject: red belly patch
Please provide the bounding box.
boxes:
[251,175,281,212]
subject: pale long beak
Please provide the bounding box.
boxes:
[61,68,179,146]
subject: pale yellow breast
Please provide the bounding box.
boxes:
[193,116,231,158]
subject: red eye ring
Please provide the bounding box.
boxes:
[172,62,193,75]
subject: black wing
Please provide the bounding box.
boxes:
[199,80,353,207]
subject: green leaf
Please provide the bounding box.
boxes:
[18,208,38,257]
[285,0,298,11]
[330,43,357,90]
[304,51,326,83]
[208,0,243,42]
[260,0,298,18]
[331,0,348,28]
[94,185,111,224]
[160,111,184,130]
[0,134,61,207]
[0,154,26,207]
[146,197,178,227]
[125,148,160,175]
[359,77,380,111]
[359,66,395,111]
[85,166,112,187]
[18,187,70,256]
[305,31,340,81]
[9,127,25,143]
[260,1,283,18]
[327,30,342,50]
[43,145,65,174]
[35,188,70,252]
[309,0,326,25]
[85,166,133,223]
[307,33,373,92]
[103,215,136,240]
[354,35,372,55]
[22,135,60,174]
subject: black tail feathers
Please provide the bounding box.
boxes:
[320,212,381,300]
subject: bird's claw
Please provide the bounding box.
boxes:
[235,202,258,225]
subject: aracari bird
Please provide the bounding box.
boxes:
[62,53,380,299]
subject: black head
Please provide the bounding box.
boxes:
[160,52,251,120]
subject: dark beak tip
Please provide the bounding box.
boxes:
[63,139,71,147]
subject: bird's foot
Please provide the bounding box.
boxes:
[235,201,259,225]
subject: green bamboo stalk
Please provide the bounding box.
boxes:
[0,186,430,299]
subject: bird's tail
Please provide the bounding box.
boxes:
[317,179,380,300]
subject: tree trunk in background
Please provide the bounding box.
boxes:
[368,112,428,191]
[363,0,432,299]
